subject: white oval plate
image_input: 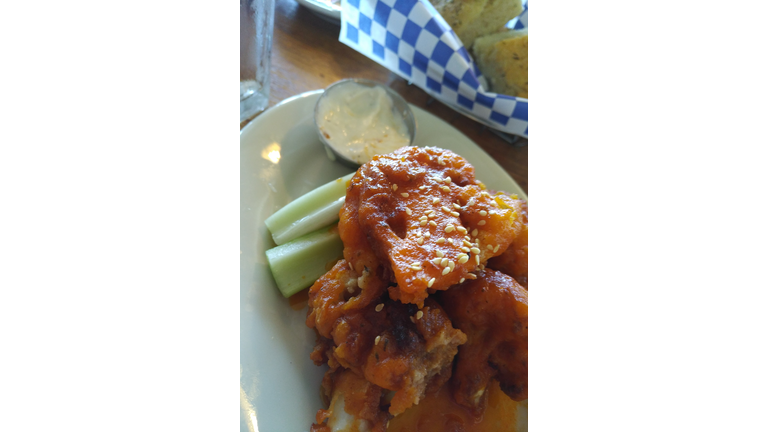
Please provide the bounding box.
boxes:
[240,90,526,432]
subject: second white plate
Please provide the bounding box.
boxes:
[296,0,341,22]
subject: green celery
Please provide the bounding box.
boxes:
[265,173,354,245]
[265,224,344,298]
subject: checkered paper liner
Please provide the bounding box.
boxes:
[338,0,528,138]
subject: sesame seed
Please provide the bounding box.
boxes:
[467,273,477,280]
[442,267,451,275]
[438,159,446,166]
[416,311,423,320]
[436,250,444,257]
[411,266,422,271]
[437,237,445,244]
[347,286,355,294]
[471,229,478,237]
[424,233,430,238]
[405,207,412,215]
[375,335,381,345]
[348,262,354,271]
[440,258,449,267]
[453,203,461,209]
[417,237,424,245]
[447,238,453,245]
[428,278,435,287]
[460,278,465,283]
[432,258,442,265]
[432,197,439,204]
[457,226,467,234]
[478,220,486,226]
[412,262,421,267]
[471,247,481,254]
[493,245,500,253]
[419,186,426,190]
[468,198,476,206]
[441,186,450,192]
[375,303,384,312]
[482,192,490,197]
[479,210,487,216]
[420,215,428,220]
[448,260,455,270]
[461,247,470,253]
[458,255,469,264]
[475,255,480,265]
[429,221,437,227]
[445,177,452,183]
[487,244,494,250]
[450,211,460,217]
[463,240,472,246]
[442,206,451,213]
[445,224,455,233]
[401,193,409,198]
[420,220,427,226]
[392,184,398,191]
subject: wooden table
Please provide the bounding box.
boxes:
[242,0,528,194]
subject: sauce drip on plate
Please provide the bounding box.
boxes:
[387,380,526,432]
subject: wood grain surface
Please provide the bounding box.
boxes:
[242,0,528,194]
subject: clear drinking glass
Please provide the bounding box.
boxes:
[240,0,275,122]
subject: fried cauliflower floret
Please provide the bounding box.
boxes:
[440,269,528,410]
[340,146,524,307]
[487,198,527,288]
[306,259,467,415]
[310,369,390,432]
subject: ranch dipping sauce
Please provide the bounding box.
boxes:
[316,82,412,165]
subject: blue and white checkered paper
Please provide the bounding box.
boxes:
[339,0,528,138]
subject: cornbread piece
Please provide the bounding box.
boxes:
[440,269,528,410]
[306,259,467,415]
[340,146,522,307]
[472,29,528,98]
[429,0,523,49]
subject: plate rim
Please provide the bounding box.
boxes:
[241,89,527,201]
[295,0,341,21]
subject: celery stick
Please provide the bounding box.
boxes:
[265,173,354,245]
[265,224,344,298]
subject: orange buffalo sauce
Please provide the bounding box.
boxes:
[288,288,310,310]
[387,380,526,432]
